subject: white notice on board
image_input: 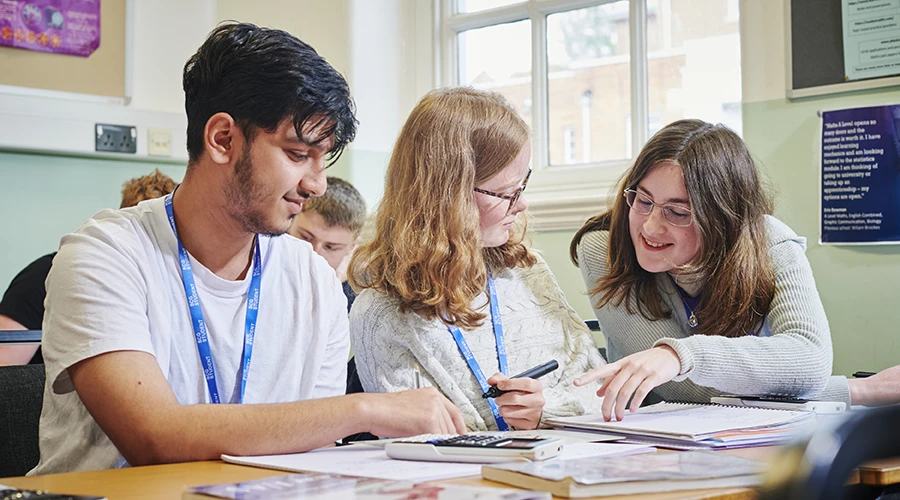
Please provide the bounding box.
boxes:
[841,0,900,81]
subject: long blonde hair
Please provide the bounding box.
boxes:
[349,87,536,329]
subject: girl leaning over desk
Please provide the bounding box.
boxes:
[570,119,851,422]
[348,87,604,432]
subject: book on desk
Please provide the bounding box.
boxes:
[481,450,764,498]
[544,401,815,449]
[183,472,550,499]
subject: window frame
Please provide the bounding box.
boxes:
[436,0,650,230]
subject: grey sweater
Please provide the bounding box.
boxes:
[576,215,851,405]
[350,255,606,431]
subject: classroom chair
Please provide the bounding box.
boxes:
[759,404,900,499]
[341,357,377,444]
[0,364,45,477]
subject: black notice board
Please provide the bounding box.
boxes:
[790,0,900,95]
[791,0,846,90]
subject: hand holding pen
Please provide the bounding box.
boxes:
[484,359,559,431]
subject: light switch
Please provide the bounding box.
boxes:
[148,127,173,157]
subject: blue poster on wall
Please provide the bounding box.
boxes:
[821,104,900,244]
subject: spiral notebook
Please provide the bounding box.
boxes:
[544,402,816,449]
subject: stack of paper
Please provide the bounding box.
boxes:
[545,402,815,449]
[482,450,764,498]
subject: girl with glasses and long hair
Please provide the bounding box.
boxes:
[570,119,851,421]
[349,88,604,431]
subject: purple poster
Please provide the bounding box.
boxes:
[821,104,900,244]
[0,0,99,57]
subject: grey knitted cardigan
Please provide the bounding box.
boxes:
[576,215,851,405]
[350,255,605,431]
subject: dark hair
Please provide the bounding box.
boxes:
[183,22,357,164]
[570,119,775,338]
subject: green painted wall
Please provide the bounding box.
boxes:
[0,152,185,291]
[743,91,900,377]
[347,149,390,212]
[532,229,592,319]
[0,145,368,295]
[531,228,605,348]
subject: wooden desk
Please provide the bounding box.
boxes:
[859,457,900,486]
[0,449,775,500]
[4,447,896,500]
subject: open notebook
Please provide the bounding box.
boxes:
[544,402,816,449]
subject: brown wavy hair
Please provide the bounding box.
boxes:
[570,119,775,338]
[120,169,177,208]
[349,87,536,329]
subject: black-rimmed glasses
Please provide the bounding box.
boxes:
[474,168,532,216]
[624,189,694,227]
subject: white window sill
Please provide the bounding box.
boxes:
[526,161,626,231]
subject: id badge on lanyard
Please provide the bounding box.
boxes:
[164,193,261,404]
[448,273,509,431]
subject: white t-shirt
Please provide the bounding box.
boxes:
[30,197,349,474]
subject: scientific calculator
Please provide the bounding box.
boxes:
[384,433,563,463]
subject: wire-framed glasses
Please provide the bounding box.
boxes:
[624,189,694,227]
[474,168,532,216]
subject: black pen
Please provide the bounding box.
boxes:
[482,359,559,399]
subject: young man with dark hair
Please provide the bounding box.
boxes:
[289,176,366,311]
[31,23,463,474]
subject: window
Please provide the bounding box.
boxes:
[438,0,742,230]
[563,126,576,164]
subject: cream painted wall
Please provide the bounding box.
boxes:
[739,0,786,104]
[217,0,351,77]
[129,0,217,113]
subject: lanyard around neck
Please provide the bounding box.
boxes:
[447,273,509,431]
[164,193,261,404]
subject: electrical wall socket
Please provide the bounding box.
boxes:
[95,123,137,154]
[147,127,173,157]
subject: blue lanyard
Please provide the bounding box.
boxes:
[447,273,509,431]
[164,193,261,404]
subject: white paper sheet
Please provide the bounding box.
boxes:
[223,442,655,482]
[555,442,655,460]
[223,444,482,482]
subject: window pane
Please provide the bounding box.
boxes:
[457,0,524,14]
[547,2,631,165]
[647,0,742,136]
[459,20,532,131]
